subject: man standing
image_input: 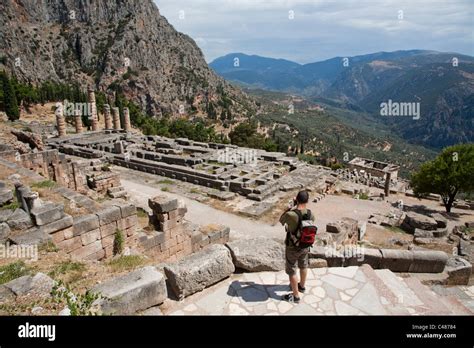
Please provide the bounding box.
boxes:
[279,190,316,303]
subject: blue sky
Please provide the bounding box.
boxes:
[154,0,474,64]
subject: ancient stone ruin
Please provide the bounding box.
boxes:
[141,195,229,263]
[0,90,472,317]
[45,130,333,208]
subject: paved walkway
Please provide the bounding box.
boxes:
[164,265,474,315]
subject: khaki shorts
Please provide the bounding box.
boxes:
[285,246,309,276]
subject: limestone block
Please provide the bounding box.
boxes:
[92,266,167,315]
[226,237,285,272]
[164,245,234,298]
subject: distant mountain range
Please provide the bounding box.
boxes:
[211,51,474,149]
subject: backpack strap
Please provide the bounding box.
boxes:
[294,209,303,232]
[295,209,311,224]
[290,209,306,247]
[284,210,298,247]
[286,209,313,247]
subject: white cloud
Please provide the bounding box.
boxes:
[154,0,474,63]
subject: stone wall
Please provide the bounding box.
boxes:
[0,147,89,193]
[60,203,138,260]
[111,156,227,191]
[146,195,192,263]
[4,180,138,261]
[8,150,71,188]
[0,145,16,162]
[87,172,121,194]
[348,157,399,180]
[4,146,124,197]
[139,195,230,263]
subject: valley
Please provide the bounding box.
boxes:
[211,51,474,150]
[0,0,472,327]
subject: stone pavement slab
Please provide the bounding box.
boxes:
[163,266,473,316]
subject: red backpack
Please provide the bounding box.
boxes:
[289,209,318,248]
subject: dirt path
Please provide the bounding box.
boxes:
[122,176,398,242]
[121,179,284,241]
[119,166,474,245]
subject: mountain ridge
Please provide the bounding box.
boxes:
[0,0,257,118]
[211,50,474,149]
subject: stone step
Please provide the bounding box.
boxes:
[430,284,472,299]
[402,277,452,314]
[407,272,449,285]
[109,190,127,198]
[359,265,410,314]
[437,295,473,315]
[460,285,474,298]
[107,186,124,194]
[108,186,128,198]
[163,263,470,316]
[459,298,474,312]
[430,284,474,314]
[373,269,424,308]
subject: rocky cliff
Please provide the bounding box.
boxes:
[0,0,256,117]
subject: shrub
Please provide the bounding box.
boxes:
[51,281,101,316]
[113,229,124,256]
[0,261,31,285]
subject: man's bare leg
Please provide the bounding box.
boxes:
[300,268,308,288]
[289,274,299,297]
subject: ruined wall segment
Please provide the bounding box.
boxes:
[140,195,230,263]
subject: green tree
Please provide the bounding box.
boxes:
[206,102,216,120]
[263,139,278,152]
[411,144,474,212]
[0,71,20,120]
[229,122,257,147]
[220,110,226,122]
[229,121,277,151]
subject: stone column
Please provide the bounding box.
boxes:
[74,109,83,134]
[14,183,31,213]
[55,104,66,137]
[88,87,99,131]
[104,104,113,130]
[112,107,121,130]
[384,172,391,197]
[24,191,43,212]
[123,107,131,132]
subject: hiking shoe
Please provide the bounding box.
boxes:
[298,283,306,293]
[282,293,300,303]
